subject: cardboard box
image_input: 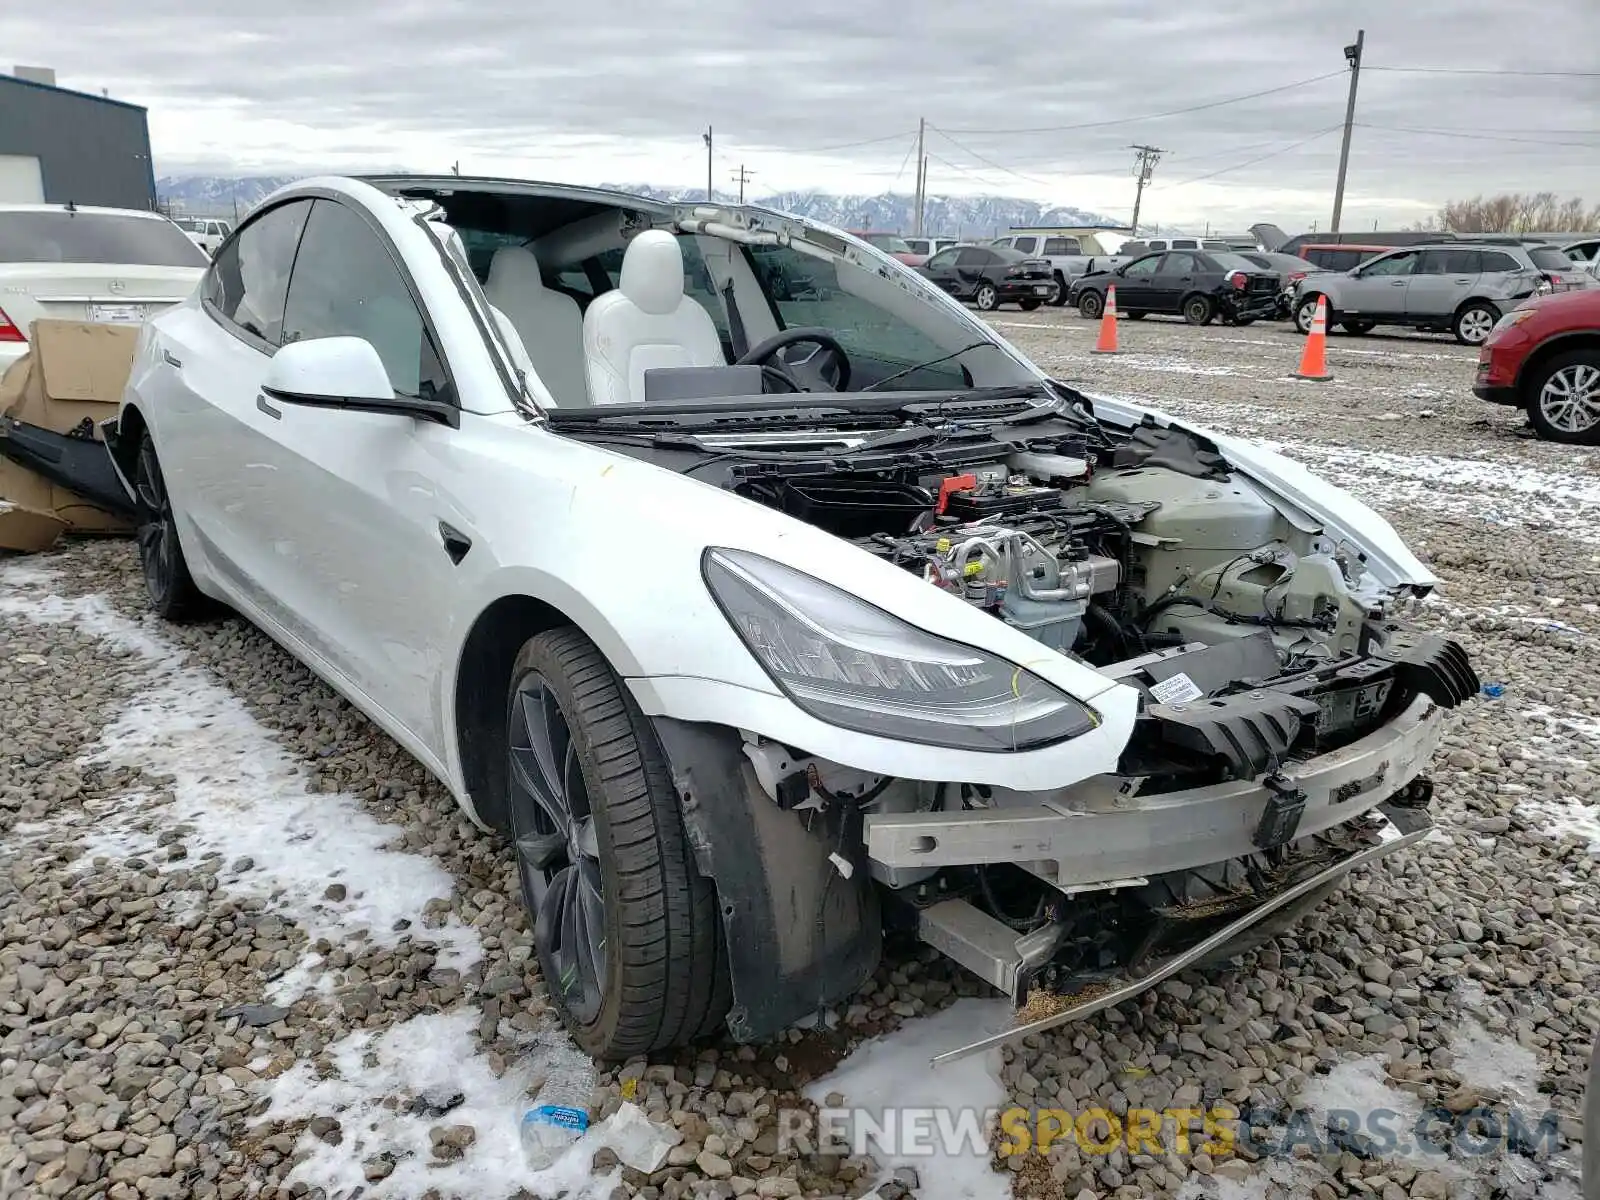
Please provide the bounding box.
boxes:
[0,319,139,552]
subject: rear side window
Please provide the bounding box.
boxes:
[0,212,210,267]
[1042,237,1080,255]
[280,199,447,400]
[1012,237,1038,253]
[1478,251,1523,273]
[1528,246,1574,271]
[204,199,313,345]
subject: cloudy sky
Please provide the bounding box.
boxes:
[5,0,1598,229]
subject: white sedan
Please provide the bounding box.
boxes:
[107,175,1477,1062]
[0,203,209,372]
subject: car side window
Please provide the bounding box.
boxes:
[1361,252,1417,278]
[280,199,447,400]
[1123,255,1162,277]
[1012,237,1037,253]
[926,248,959,269]
[1159,252,1199,274]
[1478,251,1520,273]
[1042,237,1079,255]
[955,248,992,267]
[203,199,313,346]
[1417,250,1450,275]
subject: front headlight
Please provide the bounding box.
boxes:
[703,548,1099,751]
[1491,308,1536,333]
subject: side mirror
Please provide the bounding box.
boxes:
[263,337,456,426]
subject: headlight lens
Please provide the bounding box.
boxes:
[703,548,1099,751]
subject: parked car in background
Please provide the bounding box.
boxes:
[1067,250,1282,325]
[918,243,1057,310]
[989,232,1130,306]
[1515,241,1596,293]
[1121,236,1241,255]
[1473,288,1600,443]
[1564,237,1599,268]
[1274,230,1447,257]
[1237,251,1325,318]
[903,235,958,259]
[0,204,209,373]
[846,230,924,266]
[1292,244,1550,344]
[1297,243,1393,272]
[173,216,234,257]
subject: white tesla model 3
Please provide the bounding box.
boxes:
[107,175,1476,1061]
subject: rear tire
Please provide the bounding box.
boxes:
[133,432,213,623]
[1049,273,1069,307]
[506,627,731,1059]
[1182,294,1215,326]
[1077,291,1104,320]
[1453,302,1498,346]
[1525,349,1600,445]
[1019,299,1042,312]
[1124,311,1146,320]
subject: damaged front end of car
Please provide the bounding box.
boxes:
[614,403,1477,1057]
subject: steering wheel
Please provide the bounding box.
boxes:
[734,327,852,393]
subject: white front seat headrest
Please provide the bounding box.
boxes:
[619,230,688,316]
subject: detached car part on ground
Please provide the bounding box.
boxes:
[1068,250,1282,326]
[107,175,1476,1064]
[1292,243,1555,345]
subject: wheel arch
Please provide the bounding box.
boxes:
[108,403,150,497]
[1516,331,1600,400]
[450,586,641,834]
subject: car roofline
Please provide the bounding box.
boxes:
[358,173,678,218]
[0,203,174,220]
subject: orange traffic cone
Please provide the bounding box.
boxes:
[1294,295,1332,381]
[1092,284,1121,354]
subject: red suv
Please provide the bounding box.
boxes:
[1474,290,1600,444]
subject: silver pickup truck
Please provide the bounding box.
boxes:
[989,230,1134,306]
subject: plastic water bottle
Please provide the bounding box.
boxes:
[520,1059,596,1170]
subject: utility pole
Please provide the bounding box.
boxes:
[703,127,713,201]
[1330,29,1364,234]
[914,119,928,235]
[730,165,753,203]
[1128,144,1165,235]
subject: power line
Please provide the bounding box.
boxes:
[788,129,921,153]
[1167,125,1343,188]
[928,126,1053,187]
[1355,122,1600,148]
[934,69,1345,136]
[1366,65,1600,77]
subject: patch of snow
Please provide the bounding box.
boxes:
[1254,439,1600,543]
[258,1008,668,1198]
[804,998,1013,1200]
[0,580,482,997]
[1446,1020,1542,1104]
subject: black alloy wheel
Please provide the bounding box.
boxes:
[508,668,608,1025]
[133,432,209,621]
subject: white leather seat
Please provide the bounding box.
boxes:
[582,230,725,405]
[483,245,586,407]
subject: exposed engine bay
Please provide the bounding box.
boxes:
[556,388,1477,1047]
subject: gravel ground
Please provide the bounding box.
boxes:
[2,312,1597,1200]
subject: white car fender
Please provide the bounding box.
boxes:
[438,417,1140,791]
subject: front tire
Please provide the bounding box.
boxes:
[1453,302,1498,346]
[1526,350,1600,445]
[1295,295,1329,334]
[506,628,729,1059]
[1183,294,1215,326]
[133,432,211,622]
[973,283,998,312]
[1077,290,1104,320]
[1342,320,1375,335]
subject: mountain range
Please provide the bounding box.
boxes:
[154,175,1128,237]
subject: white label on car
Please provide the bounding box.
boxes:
[1150,672,1203,705]
[87,304,143,324]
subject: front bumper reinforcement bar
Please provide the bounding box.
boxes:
[929,801,1433,1066]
